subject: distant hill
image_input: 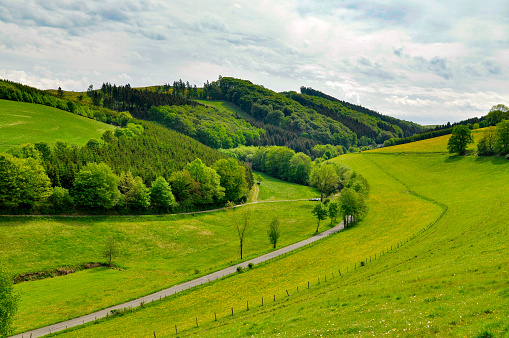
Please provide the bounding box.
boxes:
[201,77,425,152]
[0,80,230,186]
[0,99,116,151]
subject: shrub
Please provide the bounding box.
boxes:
[236,266,243,273]
[248,263,254,269]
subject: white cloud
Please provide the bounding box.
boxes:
[0,0,507,124]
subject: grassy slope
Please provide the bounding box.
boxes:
[53,148,443,337]
[0,99,115,151]
[253,171,319,201]
[5,180,320,333]
[195,99,253,119]
[54,130,508,337]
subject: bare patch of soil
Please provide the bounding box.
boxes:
[14,262,108,284]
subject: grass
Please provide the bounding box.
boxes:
[372,127,489,154]
[0,99,115,151]
[50,150,444,337]
[50,131,509,337]
[195,99,253,119]
[4,180,321,333]
[253,171,320,201]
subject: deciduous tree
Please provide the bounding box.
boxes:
[227,202,251,259]
[312,202,328,233]
[495,120,509,154]
[150,176,175,213]
[267,217,281,249]
[309,162,339,201]
[186,158,225,204]
[212,158,248,202]
[73,162,120,209]
[447,125,473,155]
[328,201,339,225]
[0,269,19,337]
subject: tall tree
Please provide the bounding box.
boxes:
[312,202,328,233]
[477,127,496,156]
[267,217,281,249]
[309,162,339,201]
[73,162,120,209]
[447,125,473,155]
[118,171,150,212]
[185,158,225,204]
[227,202,251,260]
[212,158,248,202]
[339,188,367,227]
[150,176,175,213]
[495,120,509,154]
[328,201,339,225]
[0,153,52,210]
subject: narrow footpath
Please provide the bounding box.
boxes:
[11,219,345,338]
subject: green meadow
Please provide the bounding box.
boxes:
[253,171,319,201]
[195,99,253,119]
[0,99,115,151]
[3,179,322,334]
[50,131,508,337]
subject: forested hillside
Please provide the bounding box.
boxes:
[298,86,423,138]
[0,80,253,215]
[200,77,425,152]
[77,78,427,155]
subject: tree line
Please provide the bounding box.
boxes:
[0,79,133,127]
[0,121,253,214]
[384,104,508,148]
[300,86,423,137]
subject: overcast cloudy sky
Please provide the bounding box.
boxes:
[1,0,508,124]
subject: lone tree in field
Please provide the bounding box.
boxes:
[0,269,19,337]
[447,125,473,155]
[103,237,120,267]
[227,202,251,260]
[267,217,281,249]
[312,202,328,233]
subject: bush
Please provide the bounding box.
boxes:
[236,266,243,273]
[248,262,254,269]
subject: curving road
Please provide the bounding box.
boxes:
[10,208,344,338]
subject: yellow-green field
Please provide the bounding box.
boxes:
[3,178,322,334]
[0,99,115,151]
[48,129,509,337]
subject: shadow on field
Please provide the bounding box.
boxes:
[474,155,509,165]
[444,155,467,163]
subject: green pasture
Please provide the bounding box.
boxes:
[253,171,319,201]
[195,100,253,119]
[372,127,489,154]
[52,151,447,337]
[0,99,115,151]
[4,179,321,333]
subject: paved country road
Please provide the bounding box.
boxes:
[9,206,343,338]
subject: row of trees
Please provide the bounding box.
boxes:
[0,79,134,127]
[0,145,251,214]
[311,166,370,230]
[447,118,509,156]
[387,104,509,149]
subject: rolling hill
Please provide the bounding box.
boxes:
[0,99,116,151]
[17,129,507,337]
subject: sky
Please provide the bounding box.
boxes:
[0,0,508,125]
